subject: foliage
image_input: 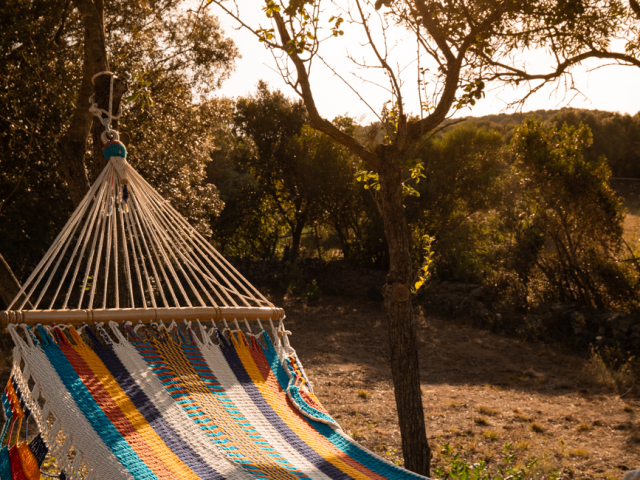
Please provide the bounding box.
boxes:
[433,443,559,480]
[406,124,507,284]
[505,117,635,309]
[548,109,640,178]
[412,235,434,293]
[0,0,237,283]
[219,82,364,262]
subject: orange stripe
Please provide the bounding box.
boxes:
[230,333,380,480]
[54,329,182,480]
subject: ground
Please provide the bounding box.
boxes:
[278,294,640,480]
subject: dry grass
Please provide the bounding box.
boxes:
[483,430,499,441]
[513,408,531,422]
[569,449,590,458]
[283,294,640,480]
[357,390,369,399]
[476,405,499,416]
[530,423,545,433]
[474,417,489,426]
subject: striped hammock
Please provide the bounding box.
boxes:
[1,319,429,480]
[1,87,430,479]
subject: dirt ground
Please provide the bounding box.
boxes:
[278,294,640,480]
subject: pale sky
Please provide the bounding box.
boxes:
[203,1,640,123]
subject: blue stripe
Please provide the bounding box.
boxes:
[33,325,158,480]
[261,330,427,480]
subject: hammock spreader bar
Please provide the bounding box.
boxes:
[1,306,285,327]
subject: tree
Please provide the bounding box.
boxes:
[506,117,635,309]
[549,109,640,178]
[232,83,359,261]
[208,0,640,474]
[0,0,237,302]
[407,123,506,283]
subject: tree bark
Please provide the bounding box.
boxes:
[0,253,32,310]
[377,145,431,475]
[57,0,109,207]
[288,217,307,262]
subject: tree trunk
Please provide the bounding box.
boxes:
[288,219,306,262]
[57,0,110,207]
[0,253,32,310]
[377,145,431,476]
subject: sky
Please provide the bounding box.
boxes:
[202,1,640,123]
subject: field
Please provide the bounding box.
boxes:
[281,294,639,479]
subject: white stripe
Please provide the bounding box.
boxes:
[106,323,253,480]
[194,326,332,480]
[9,326,133,480]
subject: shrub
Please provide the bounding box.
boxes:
[505,117,637,310]
[433,443,560,480]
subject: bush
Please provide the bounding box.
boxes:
[503,117,637,310]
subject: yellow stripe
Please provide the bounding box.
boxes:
[230,332,375,480]
[68,328,201,480]
[17,442,40,480]
[151,332,303,480]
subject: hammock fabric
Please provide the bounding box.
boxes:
[2,320,428,480]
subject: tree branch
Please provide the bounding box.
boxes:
[271,11,382,171]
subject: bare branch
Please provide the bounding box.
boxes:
[354,0,404,116]
[316,54,383,122]
[271,10,382,170]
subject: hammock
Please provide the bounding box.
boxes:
[0,73,429,480]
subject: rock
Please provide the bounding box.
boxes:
[623,469,640,480]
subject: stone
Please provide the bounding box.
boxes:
[623,469,640,480]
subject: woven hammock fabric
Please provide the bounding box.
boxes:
[2,321,429,480]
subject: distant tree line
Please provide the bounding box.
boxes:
[204,91,640,312]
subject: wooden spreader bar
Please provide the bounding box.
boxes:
[1,306,285,327]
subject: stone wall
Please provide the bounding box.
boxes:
[227,258,387,300]
[418,280,640,356]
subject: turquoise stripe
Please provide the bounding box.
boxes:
[0,393,11,443]
[261,330,427,480]
[0,446,11,480]
[33,326,159,480]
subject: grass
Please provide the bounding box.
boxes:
[530,423,545,433]
[357,390,369,399]
[476,405,499,416]
[474,417,489,426]
[569,449,589,458]
[483,384,501,391]
[483,430,499,441]
[513,408,531,422]
[586,347,635,392]
[578,424,592,432]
